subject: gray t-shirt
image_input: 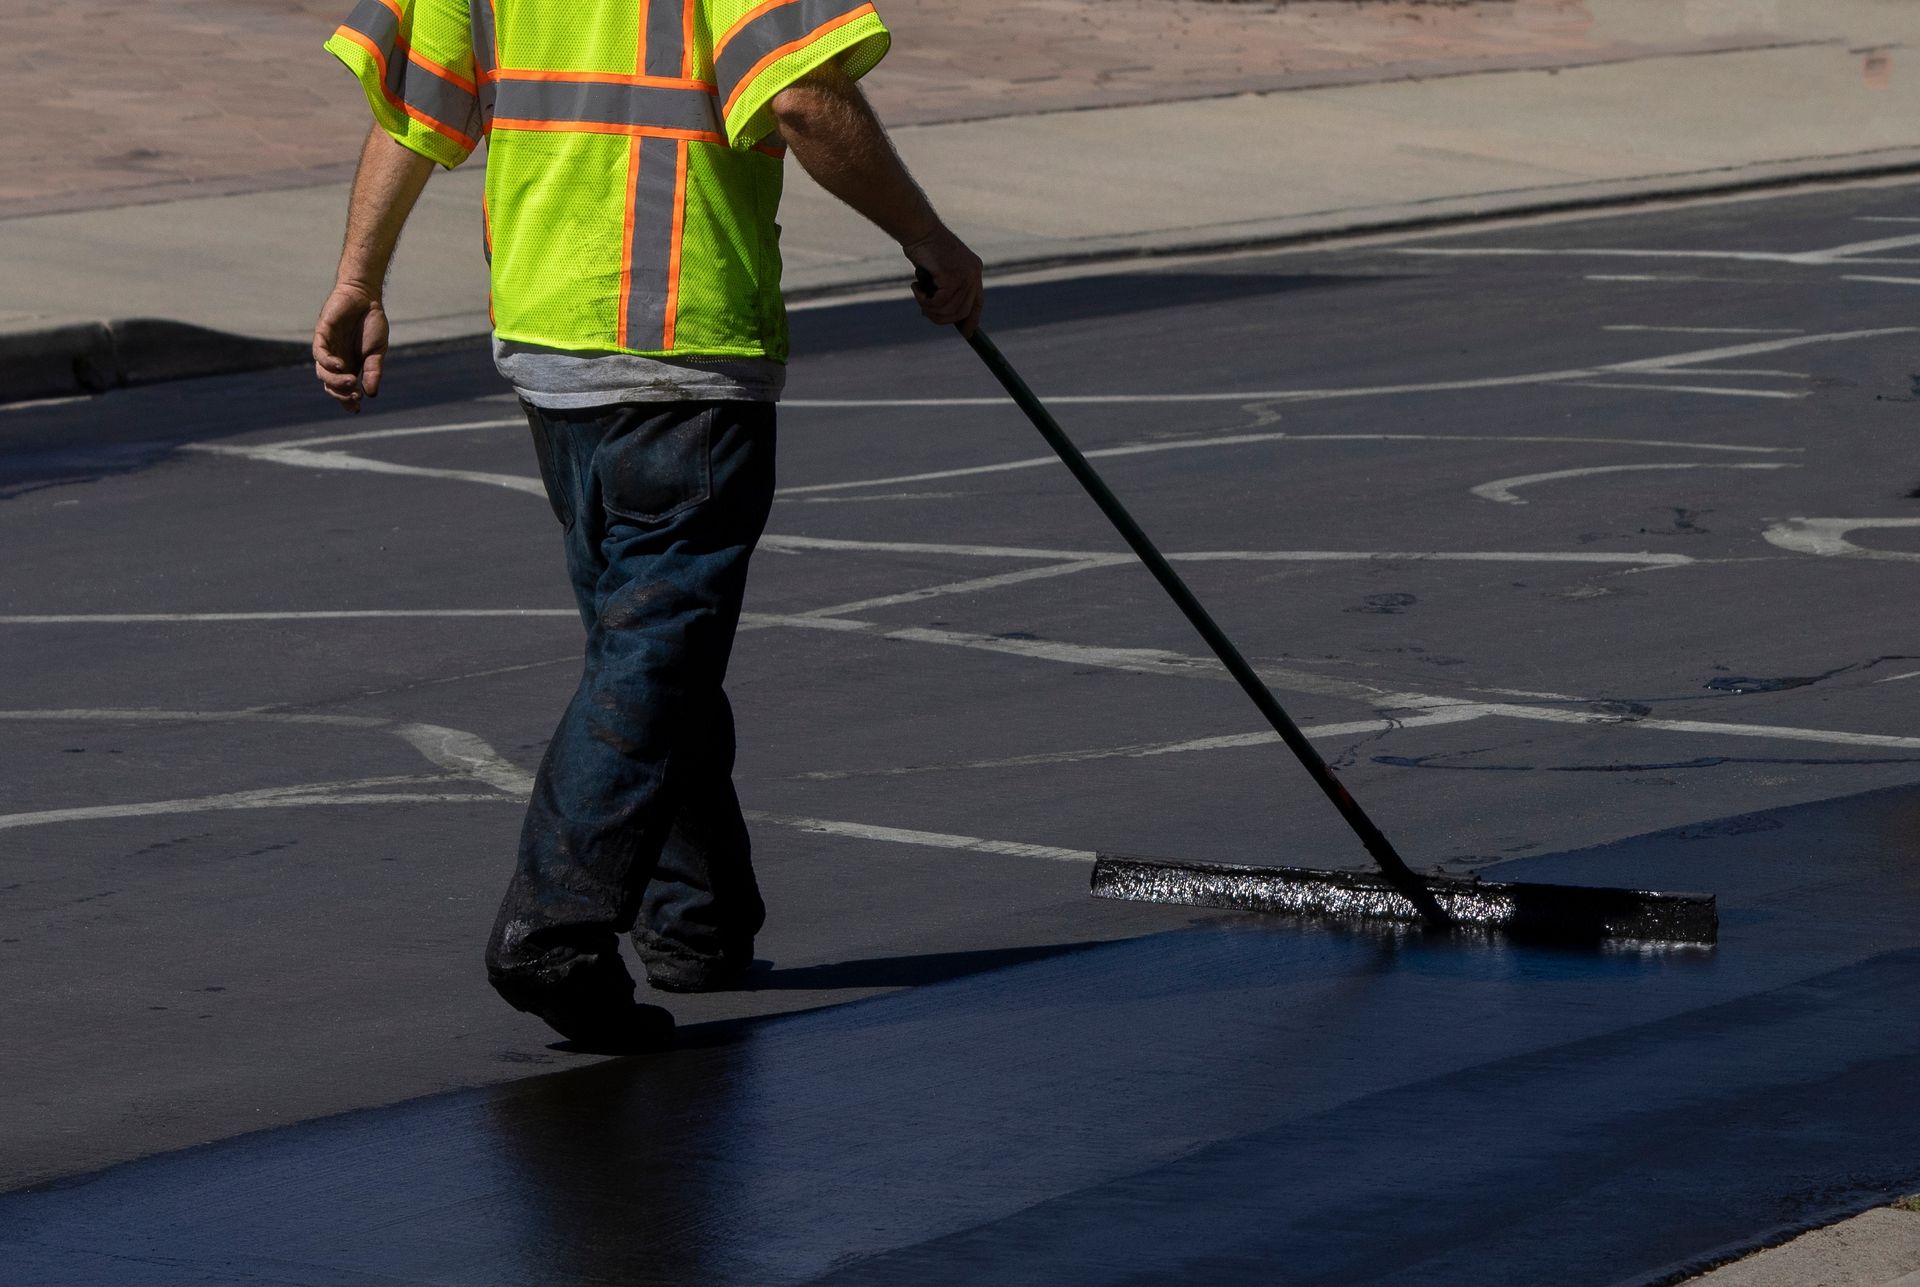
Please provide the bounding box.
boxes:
[494,337,785,408]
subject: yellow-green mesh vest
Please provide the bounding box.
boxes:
[325,0,890,360]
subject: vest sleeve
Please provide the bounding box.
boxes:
[707,0,891,150]
[325,0,485,168]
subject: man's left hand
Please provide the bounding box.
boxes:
[313,283,389,414]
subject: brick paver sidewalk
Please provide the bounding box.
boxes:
[4,0,1739,219]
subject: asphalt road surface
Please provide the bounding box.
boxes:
[3,178,1919,1284]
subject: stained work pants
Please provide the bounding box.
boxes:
[486,399,776,1008]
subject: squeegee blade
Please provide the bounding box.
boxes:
[1091,855,1717,947]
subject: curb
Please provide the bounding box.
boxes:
[5,152,1919,408]
[0,319,309,405]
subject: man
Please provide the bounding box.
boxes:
[314,0,983,1051]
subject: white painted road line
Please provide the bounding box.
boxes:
[0,610,577,624]
[273,419,524,449]
[780,329,1908,415]
[1471,462,1797,505]
[1603,326,1805,335]
[0,709,536,800]
[1762,517,1920,562]
[792,559,1132,619]
[796,709,1494,780]
[1843,275,1920,287]
[1396,232,1920,266]
[1646,368,1809,378]
[0,780,514,832]
[736,617,1920,758]
[1568,382,1807,400]
[187,333,1861,506]
[1167,550,1698,565]
[776,431,1799,498]
[762,533,1698,567]
[184,443,547,497]
[759,534,1102,560]
[741,810,1097,863]
[1493,707,1920,752]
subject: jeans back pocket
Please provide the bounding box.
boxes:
[597,405,714,525]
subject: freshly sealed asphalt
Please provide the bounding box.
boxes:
[3,179,1919,1283]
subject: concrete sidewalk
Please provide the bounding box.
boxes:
[3,0,1916,401]
[1680,1203,1920,1287]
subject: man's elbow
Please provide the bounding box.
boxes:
[769,66,856,144]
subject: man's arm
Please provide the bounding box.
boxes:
[314,125,437,413]
[770,67,983,335]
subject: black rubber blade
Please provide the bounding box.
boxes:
[1092,855,1717,946]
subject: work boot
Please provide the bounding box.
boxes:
[490,949,675,1053]
[535,994,675,1054]
[642,946,758,993]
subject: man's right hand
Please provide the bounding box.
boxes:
[904,228,984,336]
[313,282,388,415]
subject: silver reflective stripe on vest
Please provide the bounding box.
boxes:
[624,137,683,350]
[492,79,721,137]
[341,0,481,140]
[470,0,498,122]
[643,0,687,80]
[713,0,871,109]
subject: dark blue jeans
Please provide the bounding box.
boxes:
[486,399,776,1011]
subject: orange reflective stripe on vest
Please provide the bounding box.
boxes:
[335,0,482,149]
[713,0,879,119]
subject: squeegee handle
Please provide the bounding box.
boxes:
[956,324,1436,908]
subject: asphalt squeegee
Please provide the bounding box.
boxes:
[942,316,1717,948]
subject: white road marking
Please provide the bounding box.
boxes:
[791,559,1131,619]
[1603,326,1805,335]
[0,710,534,828]
[782,492,971,504]
[781,329,1906,416]
[778,431,1798,497]
[1397,232,1920,265]
[183,334,1859,506]
[0,777,512,832]
[1494,707,1920,751]
[1855,217,1920,223]
[1168,550,1698,565]
[1586,274,1720,281]
[0,610,576,624]
[272,419,524,448]
[797,708,1493,780]
[183,443,546,496]
[1603,330,1902,372]
[1876,671,1920,685]
[1762,517,1920,563]
[1647,368,1809,378]
[392,722,535,796]
[1567,382,1808,400]
[0,708,390,728]
[742,810,1097,862]
[1843,275,1920,287]
[739,612,875,632]
[1471,462,1797,505]
[760,533,1696,567]
[734,617,1920,759]
[0,393,94,412]
[760,533,1096,560]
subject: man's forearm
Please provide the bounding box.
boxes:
[338,125,437,294]
[772,69,942,248]
[770,65,983,331]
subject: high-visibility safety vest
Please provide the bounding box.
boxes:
[326,0,890,361]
